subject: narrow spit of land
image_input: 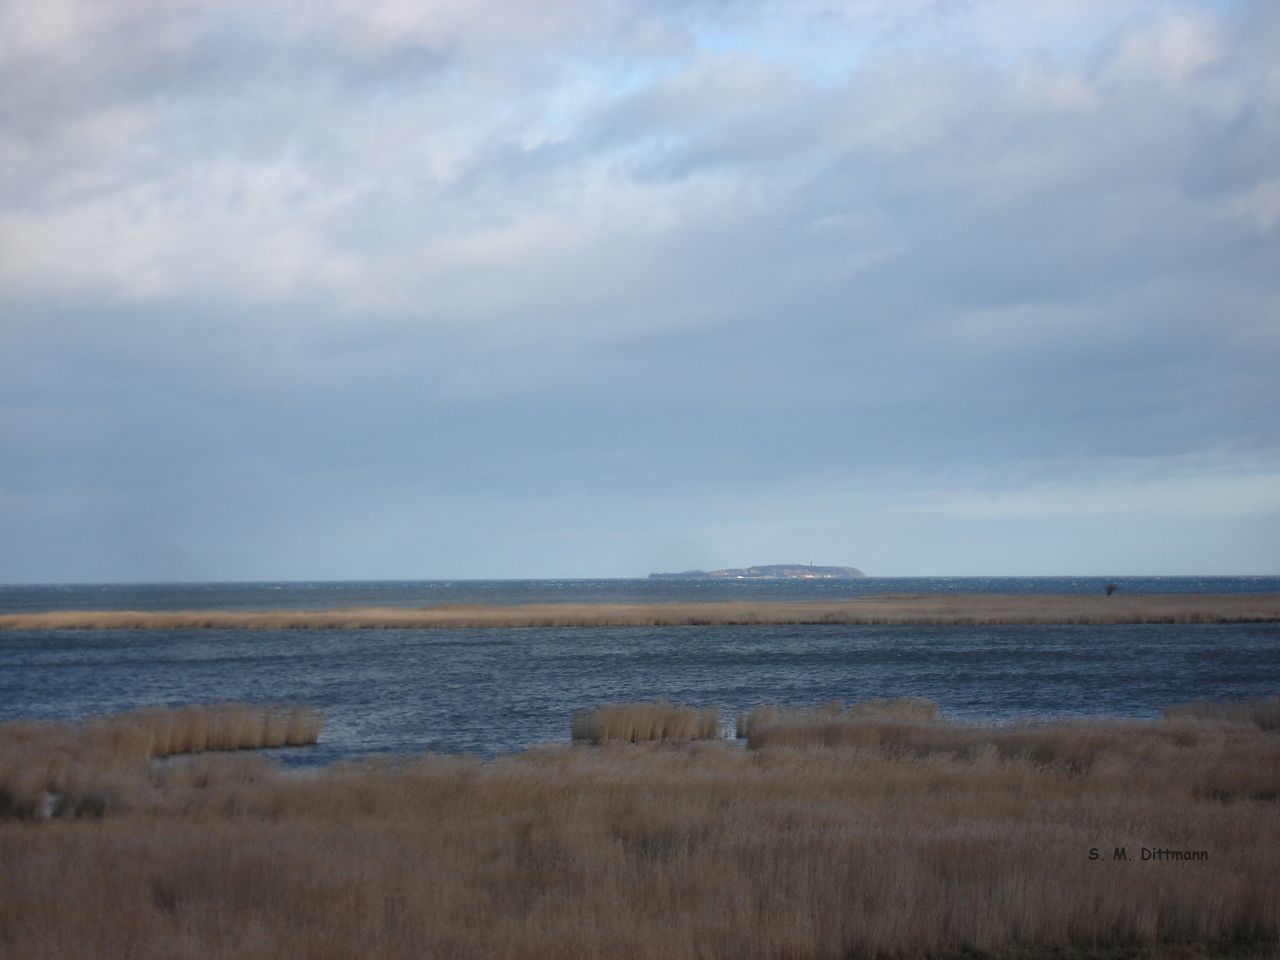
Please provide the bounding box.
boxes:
[2,593,1279,629]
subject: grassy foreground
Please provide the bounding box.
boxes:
[2,701,1278,959]
[2,593,1279,629]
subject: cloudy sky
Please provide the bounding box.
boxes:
[1,0,1277,581]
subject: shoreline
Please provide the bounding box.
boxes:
[3,593,1279,629]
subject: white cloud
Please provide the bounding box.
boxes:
[1,0,1278,578]
[1098,12,1222,88]
[0,0,1273,332]
[1224,179,1280,236]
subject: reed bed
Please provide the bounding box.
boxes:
[737,699,1280,795]
[1,701,1278,959]
[572,702,721,744]
[0,704,322,820]
[2,593,1279,629]
[1163,696,1280,731]
[736,696,940,740]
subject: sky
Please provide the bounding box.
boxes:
[1,0,1277,581]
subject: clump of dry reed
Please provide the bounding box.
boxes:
[736,698,1280,800]
[83,703,324,757]
[1,701,1278,960]
[735,696,939,740]
[572,702,721,744]
[0,704,323,820]
[1163,696,1280,730]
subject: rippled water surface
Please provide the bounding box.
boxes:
[3,575,1279,614]
[2,578,1277,764]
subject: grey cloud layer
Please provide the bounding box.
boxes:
[1,0,1277,579]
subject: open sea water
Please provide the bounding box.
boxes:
[2,577,1278,766]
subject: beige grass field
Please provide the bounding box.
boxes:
[2,699,1278,959]
[2,593,1279,630]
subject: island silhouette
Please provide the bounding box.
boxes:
[649,564,866,580]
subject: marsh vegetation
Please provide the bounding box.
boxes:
[1,698,1277,958]
[2,593,1279,630]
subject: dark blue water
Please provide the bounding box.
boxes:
[2,579,1277,765]
[2,575,1277,614]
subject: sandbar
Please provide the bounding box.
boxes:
[1,593,1278,629]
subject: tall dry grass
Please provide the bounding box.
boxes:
[736,698,1280,799]
[572,702,720,744]
[0,704,322,820]
[2,593,1279,629]
[1,700,1278,959]
[1163,696,1280,731]
[736,696,939,739]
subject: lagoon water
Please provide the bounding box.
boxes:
[2,577,1278,765]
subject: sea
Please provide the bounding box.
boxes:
[2,576,1278,766]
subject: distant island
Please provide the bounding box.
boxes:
[649,564,866,580]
